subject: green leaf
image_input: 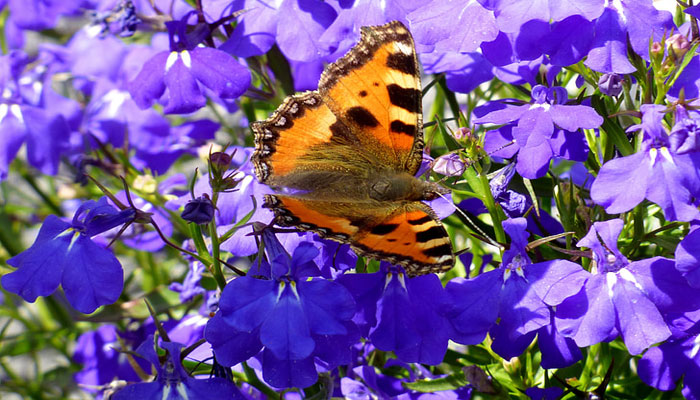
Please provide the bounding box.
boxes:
[403,374,469,392]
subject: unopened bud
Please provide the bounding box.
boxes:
[598,73,623,97]
[433,153,466,176]
[181,195,215,225]
[210,151,232,170]
[454,127,471,140]
[667,33,690,59]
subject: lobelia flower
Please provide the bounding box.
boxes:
[675,224,700,288]
[0,50,81,180]
[1,197,134,313]
[207,228,359,388]
[474,85,602,178]
[420,51,494,94]
[128,13,250,114]
[169,261,207,303]
[446,218,585,364]
[591,104,700,221]
[220,0,337,62]
[407,0,498,53]
[112,338,245,400]
[336,263,451,365]
[555,219,700,355]
[477,0,603,34]
[637,322,700,399]
[583,1,675,74]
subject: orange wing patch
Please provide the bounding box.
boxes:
[354,203,453,275]
[319,22,423,174]
[265,195,453,275]
[252,92,337,183]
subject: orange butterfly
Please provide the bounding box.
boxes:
[252,21,454,275]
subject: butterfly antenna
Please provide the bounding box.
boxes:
[434,191,502,249]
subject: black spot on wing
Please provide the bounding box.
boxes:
[415,226,445,243]
[387,84,420,113]
[422,243,452,258]
[347,106,379,127]
[407,215,433,225]
[386,53,416,76]
[390,120,416,137]
[371,223,399,235]
[359,90,368,97]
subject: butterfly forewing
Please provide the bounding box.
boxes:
[319,21,424,175]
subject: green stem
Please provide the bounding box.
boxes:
[243,361,280,399]
[19,170,63,216]
[208,192,226,289]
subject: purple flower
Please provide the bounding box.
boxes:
[220,0,337,62]
[590,104,700,221]
[479,0,603,34]
[433,153,466,177]
[584,1,675,74]
[209,228,358,388]
[2,198,134,313]
[169,262,207,303]
[676,225,700,288]
[555,219,700,355]
[112,338,245,400]
[4,0,83,31]
[447,218,585,361]
[476,85,602,178]
[73,325,140,393]
[0,50,81,179]
[420,51,494,94]
[337,264,451,365]
[638,327,700,399]
[128,15,250,114]
[598,73,623,96]
[407,0,498,53]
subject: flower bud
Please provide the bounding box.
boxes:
[181,195,215,225]
[433,153,466,177]
[667,33,690,59]
[453,127,471,140]
[210,151,232,170]
[598,73,623,97]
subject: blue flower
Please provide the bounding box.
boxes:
[475,85,602,178]
[676,225,700,288]
[638,326,700,399]
[555,219,700,355]
[591,104,700,221]
[220,0,337,62]
[2,197,134,313]
[112,338,245,400]
[128,15,250,114]
[169,262,207,303]
[0,50,80,180]
[584,1,675,73]
[337,264,450,365]
[447,218,586,362]
[207,228,358,388]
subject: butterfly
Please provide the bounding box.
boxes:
[251,21,454,275]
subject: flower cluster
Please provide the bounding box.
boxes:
[2,0,700,399]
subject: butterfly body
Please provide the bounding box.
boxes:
[252,21,454,275]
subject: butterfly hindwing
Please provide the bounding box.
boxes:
[265,195,453,275]
[319,21,424,175]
